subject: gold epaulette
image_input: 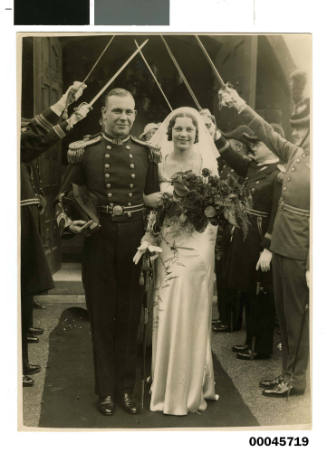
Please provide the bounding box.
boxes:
[130,136,161,164]
[67,134,101,163]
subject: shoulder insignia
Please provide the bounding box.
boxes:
[131,136,161,163]
[83,132,101,141]
[67,135,102,163]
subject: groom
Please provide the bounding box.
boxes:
[56,88,160,415]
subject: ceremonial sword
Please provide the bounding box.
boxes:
[134,39,173,111]
[82,35,115,84]
[195,35,226,88]
[64,35,116,116]
[88,39,149,107]
[160,35,202,110]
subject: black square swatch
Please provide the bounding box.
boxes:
[14,0,89,25]
[94,0,169,25]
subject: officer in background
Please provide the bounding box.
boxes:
[21,82,89,387]
[56,88,160,416]
[219,85,310,397]
[214,125,282,360]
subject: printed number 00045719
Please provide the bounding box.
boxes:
[249,437,309,447]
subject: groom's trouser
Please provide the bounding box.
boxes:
[272,254,309,391]
[82,214,145,398]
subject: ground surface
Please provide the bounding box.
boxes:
[22,299,311,430]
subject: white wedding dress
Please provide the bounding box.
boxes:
[150,155,218,415]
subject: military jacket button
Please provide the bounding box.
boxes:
[130,163,135,169]
[107,193,112,198]
[105,153,110,158]
[105,173,110,179]
[251,188,255,193]
[128,193,133,198]
[131,173,136,179]
[283,186,287,191]
[130,183,134,188]
[105,163,110,169]
[106,145,111,150]
[126,145,131,150]
[129,154,133,158]
[106,183,111,188]
[256,181,260,184]
[128,202,132,206]
[296,159,300,163]
[291,167,295,172]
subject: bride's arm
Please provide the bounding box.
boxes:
[143,160,174,206]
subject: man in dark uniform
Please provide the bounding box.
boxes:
[213,132,248,333]
[21,82,90,387]
[56,88,160,415]
[214,125,282,359]
[219,85,310,397]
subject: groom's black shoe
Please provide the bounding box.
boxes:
[97,395,115,416]
[236,350,270,360]
[120,392,137,414]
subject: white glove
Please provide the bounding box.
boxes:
[256,248,273,272]
[214,129,222,141]
[66,102,92,129]
[51,81,87,116]
[218,85,246,114]
[133,241,162,265]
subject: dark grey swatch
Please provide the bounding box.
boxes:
[14,0,89,25]
[94,0,169,25]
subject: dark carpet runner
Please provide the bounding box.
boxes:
[38,307,258,428]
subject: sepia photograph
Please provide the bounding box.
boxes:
[18,32,311,430]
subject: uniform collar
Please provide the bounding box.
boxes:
[101,132,130,145]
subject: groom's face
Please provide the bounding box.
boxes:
[101,94,136,138]
[172,117,197,151]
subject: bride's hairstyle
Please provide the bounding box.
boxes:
[150,107,219,175]
[166,112,199,143]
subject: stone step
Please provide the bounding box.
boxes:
[35,293,86,303]
[48,280,84,295]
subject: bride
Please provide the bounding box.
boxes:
[140,107,220,415]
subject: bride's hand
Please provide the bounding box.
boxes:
[133,241,162,265]
[143,192,163,208]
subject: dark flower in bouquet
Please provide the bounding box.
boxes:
[149,169,250,237]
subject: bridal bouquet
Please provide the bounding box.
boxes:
[148,168,250,237]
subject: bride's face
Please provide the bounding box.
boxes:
[172,117,197,151]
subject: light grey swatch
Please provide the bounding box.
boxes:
[94,0,169,25]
